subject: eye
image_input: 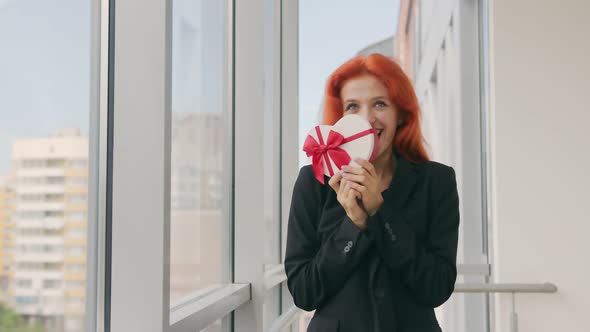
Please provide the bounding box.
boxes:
[374,100,387,108]
[345,103,358,112]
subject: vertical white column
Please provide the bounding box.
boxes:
[233,0,266,330]
[109,0,172,331]
[87,0,109,331]
[280,0,300,330]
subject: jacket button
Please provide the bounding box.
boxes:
[374,288,385,299]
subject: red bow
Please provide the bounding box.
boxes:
[302,127,351,184]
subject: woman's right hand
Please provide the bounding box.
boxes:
[329,171,368,231]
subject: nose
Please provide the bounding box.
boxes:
[358,107,376,124]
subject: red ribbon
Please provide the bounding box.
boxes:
[303,126,376,184]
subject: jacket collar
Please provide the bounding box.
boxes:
[384,149,418,210]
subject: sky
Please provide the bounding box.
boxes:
[0,0,90,173]
[0,0,399,173]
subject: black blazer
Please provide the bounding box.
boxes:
[284,150,460,332]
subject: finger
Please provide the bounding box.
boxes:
[329,171,343,192]
[347,181,364,202]
[342,172,367,186]
[342,164,364,176]
[342,179,352,201]
[348,188,363,205]
[342,183,357,207]
[347,181,368,195]
[338,178,348,200]
[344,180,359,205]
[354,158,377,178]
[339,181,350,208]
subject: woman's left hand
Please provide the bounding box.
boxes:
[341,158,384,217]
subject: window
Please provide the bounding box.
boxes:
[0,5,91,331]
[15,296,39,305]
[19,211,44,219]
[66,264,85,273]
[67,194,86,204]
[68,159,87,169]
[16,279,33,288]
[66,228,86,238]
[43,263,62,271]
[18,244,63,253]
[169,0,230,305]
[19,177,44,185]
[47,159,66,168]
[20,159,45,168]
[43,279,61,289]
[66,211,86,220]
[20,193,44,201]
[46,211,64,218]
[67,177,87,186]
[66,280,85,289]
[67,246,85,256]
[47,176,65,184]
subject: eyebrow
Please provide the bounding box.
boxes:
[343,96,389,103]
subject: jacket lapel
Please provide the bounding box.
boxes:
[368,150,419,292]
[385,149,418,210]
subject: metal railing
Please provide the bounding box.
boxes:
[455,282,557,332]
[264,264,558,332]
[172,264,558,332]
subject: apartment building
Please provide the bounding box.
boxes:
[10,128,88,332]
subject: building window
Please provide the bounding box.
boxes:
[15,296,39,305]
[43,279,61,289]
[66,264,85,273]
[15,279,33,288]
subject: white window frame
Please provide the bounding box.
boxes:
[87,0,303,331]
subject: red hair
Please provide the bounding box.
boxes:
[322,53,429,163]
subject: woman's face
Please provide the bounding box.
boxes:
[340,74,399,161]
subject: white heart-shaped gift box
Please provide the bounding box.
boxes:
[303,114,378,184]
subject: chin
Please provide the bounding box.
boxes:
[373,145,392,162]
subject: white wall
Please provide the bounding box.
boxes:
[490,0,590,331]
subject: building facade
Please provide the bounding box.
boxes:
[395,1,490,331]
[0,175,15,303]
[9,128,88,332]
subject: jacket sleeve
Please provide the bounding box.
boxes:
[367,165,460,308]
[284,166,374,311]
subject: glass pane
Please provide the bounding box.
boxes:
[0,1,91,331]
[169,0,229,304]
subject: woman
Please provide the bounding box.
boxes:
[284,53,460,332]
